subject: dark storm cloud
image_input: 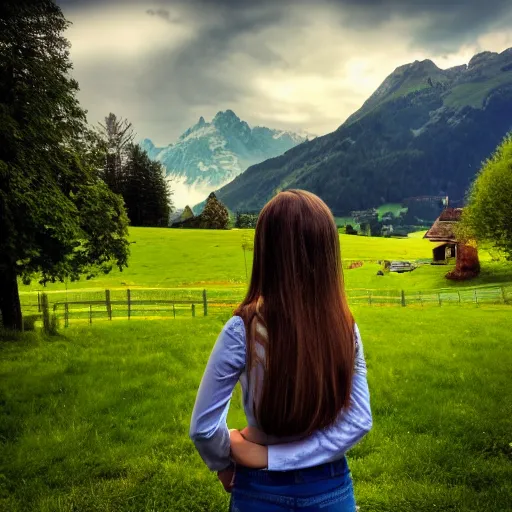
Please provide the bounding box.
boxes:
[60,0,512,144]
[60,0,512,54]
[335,0,512,51]
[127,1,289,132]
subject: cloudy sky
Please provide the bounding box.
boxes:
[58,0,512,145]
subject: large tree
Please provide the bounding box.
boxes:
[123,143,172,226]
[0,0,130,330]
[461,133,512,260]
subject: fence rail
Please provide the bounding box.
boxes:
[18,284,512,329]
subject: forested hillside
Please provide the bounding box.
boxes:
[216,49,512,215]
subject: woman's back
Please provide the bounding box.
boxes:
[189,190,372,511]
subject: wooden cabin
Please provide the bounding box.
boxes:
[424,208,480,280]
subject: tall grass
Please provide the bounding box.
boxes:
[1,307,511,511]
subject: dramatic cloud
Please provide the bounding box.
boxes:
[59,0,512,145]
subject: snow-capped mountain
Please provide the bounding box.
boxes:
[140,110,311,208]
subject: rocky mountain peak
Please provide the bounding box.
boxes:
[141,110,306,208]
[213,109,240,125]
[141,138,154,149]
[393,59,440,76]
[213,109,251,140]
[468,51,499,69]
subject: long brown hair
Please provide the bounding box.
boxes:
[234,189,355,438]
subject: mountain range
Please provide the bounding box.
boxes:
[214,48,512,216]
[141,111,309,207]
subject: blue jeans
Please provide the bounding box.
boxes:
[229,457,356,511]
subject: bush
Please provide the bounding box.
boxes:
[22,314,41,331]
[344,224,358,235]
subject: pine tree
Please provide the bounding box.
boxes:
[180,206,195,222]
[98,113,134,195]
[123,144,172,226]
[200,193,230,229]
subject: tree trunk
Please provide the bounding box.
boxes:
[0,265,22,330]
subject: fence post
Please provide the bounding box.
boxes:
[105,290,112,320]
[173,304,176,319]
[41,293,50,333]
[64,303,69,328]
[127,289,131,320]
[367,291,372,306]
[203,289,208,316]
[458,291,461,304]
[37,291,41,312]
[474,288,478,306]
[401,290,406,307]
[419,291,423,307]
[501,286,507,304]
[89,305,92,325]
[192,304,196,317]
[438,293,442,306]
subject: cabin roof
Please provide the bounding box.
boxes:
[424,208,463,242]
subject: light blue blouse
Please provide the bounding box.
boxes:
[190,316,372,472]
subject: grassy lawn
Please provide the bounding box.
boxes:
[17,228,434,292]
[17,228,512,297]
[376,203,408,219]
[17,229,512,317]
[1,307,512,511]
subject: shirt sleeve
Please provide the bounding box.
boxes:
[189,316,246,471]
[267,323,372,471]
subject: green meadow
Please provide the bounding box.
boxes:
[3,227,512,511]
[17,227,512,296]
[1,308,511,512]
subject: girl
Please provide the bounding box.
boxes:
[190,190,372,511]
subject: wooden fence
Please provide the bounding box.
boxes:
[19,288,240,328]
[345,285,512,307]
[18,284,512,329]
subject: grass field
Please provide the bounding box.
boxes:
[1,307,512,511]
[376,203,408,219]
[6,227,512,510]
[17,228,512,297]
[16,227,434,290]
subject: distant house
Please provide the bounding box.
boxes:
[424,208,480,280]
[423,207,461,262]
[381,224,394,237]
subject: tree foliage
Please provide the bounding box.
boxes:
[460,133,512,260]
[98,113,134,194]
[122,144,171,226]
[200,193,230,229]
[0,0,130,329]
[180,206,194,222]
[172,193,229,229]
[96,114,173,227]
[235,211,259,228]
